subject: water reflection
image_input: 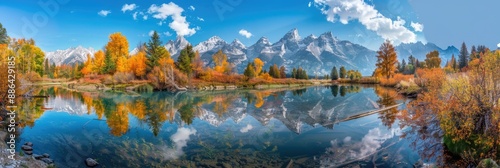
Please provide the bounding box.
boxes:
[17,85,423,167]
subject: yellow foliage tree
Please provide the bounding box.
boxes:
[212,50,232,74]
[129,51,147,77]
[116,56,129,73]
[93,50,105,74]
[105,33,129,73]
[81,54,94,75]
[254,58,264,75]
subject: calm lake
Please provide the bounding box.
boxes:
[16,85,433,167]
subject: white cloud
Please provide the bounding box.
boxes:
[238,29,253,38]
[410,22,424,32]
[122,4,137,13]
[160,127,196,160]
[240,124,253,133]
[98,10,111,17]
[149,30,155,37]
[197,17,205,21]
[133,12,138,20]
[164,32,172,37]
[189,5,196,11]
[314,0,417,43]
[148,2,197,37]
[497,43,500,48]
[308,2,312,7]
[143,15,148,20]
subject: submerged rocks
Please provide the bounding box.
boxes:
[41,158,54,164]
[85,158,99,167]
[21,145,33,151]
[24,142,33,147]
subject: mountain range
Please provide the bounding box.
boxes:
[45,29,460,75]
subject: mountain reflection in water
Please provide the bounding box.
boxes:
[16,85,429,167]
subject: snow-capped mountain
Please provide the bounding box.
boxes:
[244,29,377,75]
[165,36,190,59]
[395,41,459,65]
[193,36,247,68]
[45,46,96,65]
[46,29,461,75]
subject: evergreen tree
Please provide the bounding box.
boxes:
[176,45,195,76]
[331,66,339,80]
[408,55,416,66]
[400,59,406,73]
[339,66,346,78]
[470,45,477,61]
[292,68,297,79]
[44,59,50,77]
[0,23,8,44]
[243,63,256,79]
[146,31,170,72]
[458,42,469,70]
[451,54,457,71]
[103,50,116,74]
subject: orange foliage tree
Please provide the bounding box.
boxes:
[375,40,398,79]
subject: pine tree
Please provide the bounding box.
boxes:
[103,50,116,74]
[44,58,50,77]
[177,49,191,75]
[146,31,169,72]
[339,66,346,79]
[0,23,8,44]
[243,63,256,79]
[458,42,469,70]
[331,66,339,80]
[400,59,406,73]
[292,68,297,79]
[470,45,477,61]
[451,54,457,71]
[375,40,398,79]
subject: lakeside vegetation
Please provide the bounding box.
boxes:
[2,18,500,166]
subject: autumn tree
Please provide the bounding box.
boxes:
[458,42,468,70]
[253,58,264,75]
[375,40,398,79]
[129,50,147,78]
[424,50,441,68]
[191,50,204,78]
[212,50,231,74]
[104,33,129,74]
[93,50,105,74]
[331,66,339,80]
[81,54,94,75]
[269,64,280,78]
[279,66,286,78]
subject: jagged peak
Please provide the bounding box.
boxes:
[207,36,225,43]
[282,28,301,41]
[256,36,271,45]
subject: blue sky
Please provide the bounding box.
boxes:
[1,0,496,52]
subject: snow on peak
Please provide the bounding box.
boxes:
[231,39,246,49]
[194,36,227,53]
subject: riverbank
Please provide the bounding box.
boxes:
[0,113,51,168]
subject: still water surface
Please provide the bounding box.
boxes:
[17,85,428,167]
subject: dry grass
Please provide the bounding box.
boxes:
[379,74,414,87]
